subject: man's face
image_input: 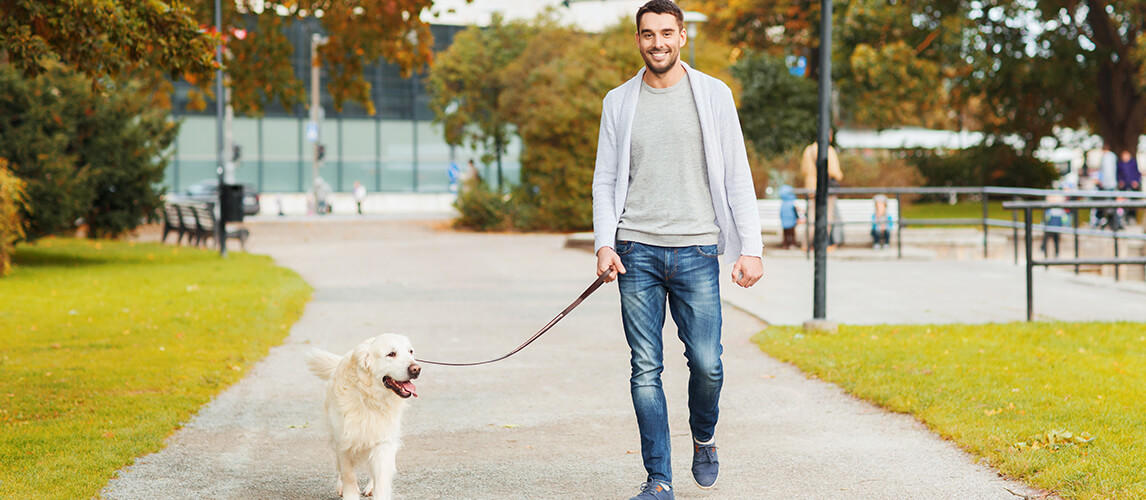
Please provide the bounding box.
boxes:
[636,12,685,76]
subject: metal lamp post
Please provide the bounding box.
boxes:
[310,33,329,214]
[214,0,227,257]
[683,11,708,68]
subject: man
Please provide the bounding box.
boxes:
[800,131,844,249]
[591,2,763,498]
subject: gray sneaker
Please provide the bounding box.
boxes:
[629,480,673,500]
[691,441,719,489]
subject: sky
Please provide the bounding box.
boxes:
[423,0,650,32]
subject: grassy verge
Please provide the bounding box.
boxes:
[753,323,1146,500]
[0,238,312,498]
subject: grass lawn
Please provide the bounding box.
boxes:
[0,238,312,498]
[900,200,1096,226]
[754,322,1146,500]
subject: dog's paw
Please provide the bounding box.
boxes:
[363,479,374,496]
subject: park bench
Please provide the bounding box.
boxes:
[161,201,248,250]
[758,197,898,244]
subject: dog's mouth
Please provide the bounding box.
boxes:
[383,376,418,398]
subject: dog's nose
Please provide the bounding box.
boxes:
[408,363,421,379]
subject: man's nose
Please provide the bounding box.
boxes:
[408,363,421,379]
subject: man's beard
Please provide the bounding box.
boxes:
[643,50,678,75]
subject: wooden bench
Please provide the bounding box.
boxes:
[162,202,248,250]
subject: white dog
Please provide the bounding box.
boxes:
[307,334,421,500]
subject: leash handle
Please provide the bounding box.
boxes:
[416,271,612,367]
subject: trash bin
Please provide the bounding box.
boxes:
[220,184,245,223]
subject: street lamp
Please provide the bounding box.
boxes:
[683,11,708,68]
[310,33,329,214]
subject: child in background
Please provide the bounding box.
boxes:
[779,185,800,249]
[871,194,893,249]
[1041,192,1068,257]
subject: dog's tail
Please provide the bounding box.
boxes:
[306,348,342,381]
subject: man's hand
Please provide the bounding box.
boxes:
[596,246,626,283]
[731,255,763,288]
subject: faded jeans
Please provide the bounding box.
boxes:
[615,241,723,484]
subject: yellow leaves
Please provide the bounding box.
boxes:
[1013,429,1094,452]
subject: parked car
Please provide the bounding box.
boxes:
[180,180,261,216]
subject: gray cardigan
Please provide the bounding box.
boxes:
[592,64,763,263]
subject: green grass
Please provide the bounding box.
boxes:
[900,200,1014,222]
[900,200,1093,226]
[754,323,1146,500]
[0,238,312,498]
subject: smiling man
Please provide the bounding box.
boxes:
[591,1,764,499]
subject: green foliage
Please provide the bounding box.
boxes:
[0,64,93,240]
[913,144,1058,188]
[501,22,640,231]
[427,14,536,187]
[0,237,312,498]
[754,322,1146,499]
[452,182,511,231]
[79,80,176,239]
[732,52,818,158]
[0,65,176,240]
[0,159,27,277]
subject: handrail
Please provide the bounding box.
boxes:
[1002,199,1146,321]
[785,185,1146,261]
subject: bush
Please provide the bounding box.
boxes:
[453,182,511,231]
[0,159,27,276]
[913,144,1058,188]
[0,64,173,240]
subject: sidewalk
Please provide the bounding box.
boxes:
[104,219,1059,499]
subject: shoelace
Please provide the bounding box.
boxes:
[695,444,718,463]
[639,481,670,494]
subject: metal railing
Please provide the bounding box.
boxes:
[1003,200,1146,321]
[789,186,1146,263]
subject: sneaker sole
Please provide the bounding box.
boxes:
[692,473,718,490]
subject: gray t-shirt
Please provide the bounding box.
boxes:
[616,74,719,247]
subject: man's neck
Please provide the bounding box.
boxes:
[642,63,686,89]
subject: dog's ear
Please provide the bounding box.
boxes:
[353,343,374,372]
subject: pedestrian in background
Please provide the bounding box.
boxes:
[778,184,800,249]
[353,181,366,215]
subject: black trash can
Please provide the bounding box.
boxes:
[220,184,245,223]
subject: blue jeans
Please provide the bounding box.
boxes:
[615,241,724,484]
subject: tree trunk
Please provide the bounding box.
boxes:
[1087,0,1144,155]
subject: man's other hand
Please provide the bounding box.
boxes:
[731,255,763,288]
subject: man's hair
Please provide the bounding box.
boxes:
[636,0,684,30]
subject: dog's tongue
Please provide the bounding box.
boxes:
[398,380,418,397]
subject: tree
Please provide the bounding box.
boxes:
[731,52,818,157]
[426,14,535,190]
[0,0,216,85]
[0,64,172,240]
[500,21,641,230]
[0,64,92,240]
[78,80,177,239]
[185,0,442,115]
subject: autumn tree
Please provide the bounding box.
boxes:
[182,0,442,115]
[426,14,535,190]
[0,0,217,85]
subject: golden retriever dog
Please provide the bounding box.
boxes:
[307,334,420,500]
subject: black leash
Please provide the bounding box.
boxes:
[415,271,612,367]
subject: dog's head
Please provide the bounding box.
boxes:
[352,334,421,399]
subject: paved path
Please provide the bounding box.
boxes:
[104,219,1056,499]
